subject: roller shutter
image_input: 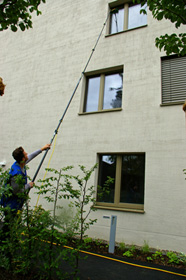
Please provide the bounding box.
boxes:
[161,56,186,104]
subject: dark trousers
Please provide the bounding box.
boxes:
[0,209,17,242]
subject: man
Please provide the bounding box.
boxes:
[0,77,5,96]
[0,144,51,212]
[0,143,50,249]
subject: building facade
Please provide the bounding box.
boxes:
[0,0,186,253]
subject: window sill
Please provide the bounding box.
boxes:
[79,108,122,116]
[105,24,147,37]
[160,101,184,107]
[94,205,145,214]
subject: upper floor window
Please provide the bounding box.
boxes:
[109,1,147,34]
[83,66,123,113]
[161,55,186,105]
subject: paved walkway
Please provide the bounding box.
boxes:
[71,250,186,280]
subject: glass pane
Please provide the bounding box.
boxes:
[85,76,100,112]
[120,154,145,204]
[128,4,147,30]
[97,155,116,203]
[110,6,124,34]
[103,73,123,110]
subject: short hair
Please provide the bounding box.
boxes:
[0,77,5,96]
[12,147,24,163]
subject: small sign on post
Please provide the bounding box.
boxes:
[103,215,117,254]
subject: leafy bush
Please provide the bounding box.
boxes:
[142,240,150,254]
[0,165,98,279]
[119,242,126,251]
[123,250,133,258]
[166,252,180,264]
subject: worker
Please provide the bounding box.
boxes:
[0,144,51,240]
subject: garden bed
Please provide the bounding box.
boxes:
[68,238,186,270]
[0,238,186,280]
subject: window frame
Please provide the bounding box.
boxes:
[79,65,124,114]
[107,0,147,35]
[95,153,145,213]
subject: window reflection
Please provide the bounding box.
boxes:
[103,73,123,110]
[110,6,124,34]
[128,3,147,29]
[85,76,100,112]
[120,155,145,204]
[109,3,147,34]
[97,155,116,203]
[97,153,145,207]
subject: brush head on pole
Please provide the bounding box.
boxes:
[183,100,186,112]
[110,8,119,14]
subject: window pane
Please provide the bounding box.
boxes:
[85,76,100,112]
[128,4,147,30]
[110,6,124,34]
[97,155,116,203]
[103,73,123,110]
[120,154,145,204]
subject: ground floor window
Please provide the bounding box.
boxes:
[96,153,145,212]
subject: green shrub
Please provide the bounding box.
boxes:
[166,252,180,264]
[152,250,163,260]
[123,250,133,258]
[142,240,150,254]
[119,242,126,251]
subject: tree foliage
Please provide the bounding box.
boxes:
[0,0,46,32]
[134,0,186,56]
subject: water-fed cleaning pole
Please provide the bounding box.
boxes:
[32,10,113,183]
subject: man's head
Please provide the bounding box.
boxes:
[12,147,28,164]
[0,77,5,96]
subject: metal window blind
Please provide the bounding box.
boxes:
[161,56,186,104]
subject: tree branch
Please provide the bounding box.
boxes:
[149,0,186,25]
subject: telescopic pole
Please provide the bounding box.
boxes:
[32,10,111,182]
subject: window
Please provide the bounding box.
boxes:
[161,55,186,105]
[83,67,123,113]
[110,5,124,34]
[96,153,145,211]
[109,2,147,34]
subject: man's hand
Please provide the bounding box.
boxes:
[41,144,51,151]
[29,182,34,188]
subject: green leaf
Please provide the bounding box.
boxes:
[157,11,164,21]
[19,22,25,31]
[10,25,17,32]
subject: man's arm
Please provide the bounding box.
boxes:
[10,144,51,195]
[26,149,42,164]
[26,144,51,164]
[11,177,31,195]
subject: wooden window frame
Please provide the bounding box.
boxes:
[95,153,145,213]
[79,65,123,115]
[107,0,147,35]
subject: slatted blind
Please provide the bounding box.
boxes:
[161,56,186,104]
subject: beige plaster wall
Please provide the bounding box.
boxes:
[0,0,186,252]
